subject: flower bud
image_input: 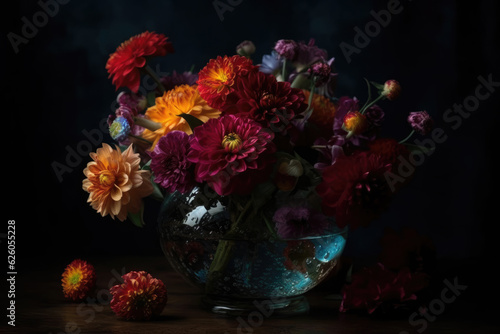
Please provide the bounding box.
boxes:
[236,40,256,57]
[382,80,401,100]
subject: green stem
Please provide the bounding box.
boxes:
[281,58,287,82]
[142,64,166,94]
[359,78,372,113]
[399,130,415,144]
[128,134,153,145]
[360,94,385,114]
[133,117,162,132]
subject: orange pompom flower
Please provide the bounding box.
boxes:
[82,143,153,221]
[196,55,257,109]
[110,271,168,320]
[302,89,337,130]
[142,84,221,148]
[61,259,96,301]
[106,31,174,92]
[343,111,368,137]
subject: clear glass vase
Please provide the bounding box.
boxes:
[158,186,347,316]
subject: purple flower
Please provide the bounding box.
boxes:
[407,111,433,135]
[364,105,385,127]
[160,71,198,91]
[274,39,298,59]
[149,131,196,194]
[117,91,146,114]
[313,136,345,170]
[259,51,283,75]
[308,59,335,87]
[293,39,328,68]
[273,206,330,239]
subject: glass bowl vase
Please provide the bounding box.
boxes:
[158,186,347,316]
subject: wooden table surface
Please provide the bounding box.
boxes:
[6,255,498,334]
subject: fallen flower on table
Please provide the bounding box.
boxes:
[61,259,96,301]
[110,271,168,320]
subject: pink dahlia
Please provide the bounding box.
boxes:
[110,271,168,320]
[224,71,307,134]
[316,152,393,229]
[149,130,196,194]
[187,115,276,196]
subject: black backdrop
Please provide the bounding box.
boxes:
[3,0,500,305]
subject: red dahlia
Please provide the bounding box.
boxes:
[196,55,257,109]
[316,152,392,229]
[224,71,308,133]
[110,271,168,320]
[106,31,174,92]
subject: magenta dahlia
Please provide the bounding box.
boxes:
[187,115,276,196]
[224,71,307,134]
[149,130,196,194]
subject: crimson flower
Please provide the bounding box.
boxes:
[110,271,168,320]
[316,151,392,229]
[187,115,276,196]
[224,71,307,134]
[106,31,174,92]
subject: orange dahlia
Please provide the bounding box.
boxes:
[106,31,174,92]
[142,84,221,148]
[82,143,153,221]
[61,259,96,301]
[110,271,168,320]
[302,90,337,130]
[196,55,257,109]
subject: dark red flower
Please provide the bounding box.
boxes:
[340,263,430,314]
[379,227,436,273]
[224,71,307,134]
[316,152,393,229]
[106,31,174,92]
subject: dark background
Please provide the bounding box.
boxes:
[3,0,500,308]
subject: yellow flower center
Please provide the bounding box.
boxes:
[222,132,242,151]
[99,171,115,187]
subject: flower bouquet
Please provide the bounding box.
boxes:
[82,32,432,315]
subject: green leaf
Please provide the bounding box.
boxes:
[177,113,204,132]
[127,203,145,227]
